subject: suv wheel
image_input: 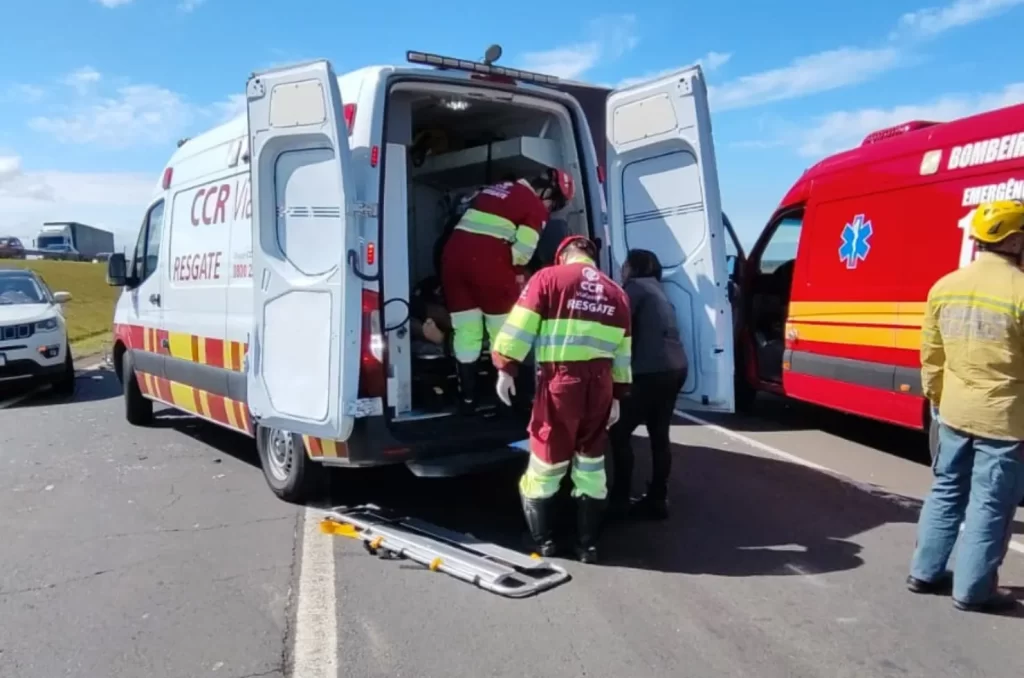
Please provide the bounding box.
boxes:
[52,344,76,397]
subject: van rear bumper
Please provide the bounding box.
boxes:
[338,409,532,478]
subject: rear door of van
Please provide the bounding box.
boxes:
[604,66,735,413]
[245,60,364,442]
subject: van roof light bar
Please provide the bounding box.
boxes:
[406,50,560,85]
[861,120,938,146]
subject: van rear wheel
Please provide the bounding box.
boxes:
[256,425,325,504]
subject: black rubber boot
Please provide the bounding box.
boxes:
[456,362,478,415]
[575,496,608,564]
[629,486,669,521]
[521,494,559,558]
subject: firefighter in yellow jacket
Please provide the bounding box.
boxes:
[908,199,1024,614]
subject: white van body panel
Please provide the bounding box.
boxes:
[111,57,732,449]
[605,66,735,413]
[244,60,363,441]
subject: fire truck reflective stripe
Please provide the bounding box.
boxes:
[135,370,252,434]
[785,322,922,350]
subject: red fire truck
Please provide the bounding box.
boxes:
[731,102,1024,460]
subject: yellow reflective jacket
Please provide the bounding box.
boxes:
[921,252,1024,440]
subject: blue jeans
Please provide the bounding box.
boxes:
[910,422,1024,604]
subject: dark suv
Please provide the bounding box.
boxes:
[0,237,26,260]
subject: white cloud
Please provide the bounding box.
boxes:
[893,0,1024,38]
[0,154,154,249]
[518,14,639,79]
[3,83,45,104]
[614,50,733,89]
[796,82,1024,157]
[26,68,242,149]
[179,0,207,12]
[62,66,101,95]
[709,47,902,112]
[95,0,133,7]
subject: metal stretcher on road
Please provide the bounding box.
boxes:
[320,504,571,598]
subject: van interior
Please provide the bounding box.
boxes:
[380,81,586,425]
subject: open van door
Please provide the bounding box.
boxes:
[605,66,735,413]
[245,59,363,440]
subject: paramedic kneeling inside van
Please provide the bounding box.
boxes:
[909,199,1024,614]
[440,167,575,414]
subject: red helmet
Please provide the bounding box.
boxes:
[532,167,575,211]
[554,234,597,263]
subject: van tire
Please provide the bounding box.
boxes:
[122,352,153,426]
[256,425,325,504]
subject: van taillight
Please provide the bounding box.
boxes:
[359,289,386,397]
[343,103,357,135]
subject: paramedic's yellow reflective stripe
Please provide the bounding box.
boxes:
[511,225,540,266]
[455,208,517,241]
[450,308,484,363]
[612,336,632,385]
[570,454,608,500]
[534,318,626,364]
[493,306,541,362]
[520,455,571,499]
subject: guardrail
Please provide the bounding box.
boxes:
[0,250,111,263]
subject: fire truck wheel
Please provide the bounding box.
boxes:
[256,425,325,503]
[122,351,153,426]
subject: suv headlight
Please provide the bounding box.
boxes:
[35,317,59,332]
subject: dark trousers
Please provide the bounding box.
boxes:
[609,369,687,502]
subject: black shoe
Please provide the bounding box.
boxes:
[629,492,669,521]
[574,496,608,564]
[521,494,558,557]
[953,589,1020,613]
[906,572,953,595]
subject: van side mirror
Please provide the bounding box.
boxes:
[53,291,72,304]
[106,253,128,287]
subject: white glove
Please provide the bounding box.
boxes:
[607,399,620,429]
[496,371,517,407]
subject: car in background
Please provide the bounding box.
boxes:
[0,237,27,260]
[0,269,76,395]
[40,243,79,261]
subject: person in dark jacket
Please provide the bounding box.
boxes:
[608,249,688,520]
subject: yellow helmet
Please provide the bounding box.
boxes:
[970,200,1024,243]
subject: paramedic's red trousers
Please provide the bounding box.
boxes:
[519,362,614,501]
[441,230,520,364]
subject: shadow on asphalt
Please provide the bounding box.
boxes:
[0,365,120,408]
[725,394,931,464]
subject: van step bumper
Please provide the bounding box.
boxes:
[405,445,528,478]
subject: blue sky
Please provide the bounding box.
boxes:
[2,0,1024,251]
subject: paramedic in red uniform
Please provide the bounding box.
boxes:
[441,167,575,413]
[491,236,632,564]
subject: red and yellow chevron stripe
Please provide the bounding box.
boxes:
[136,370,253,435]
[120,323,247,372]
[301,435,348,459]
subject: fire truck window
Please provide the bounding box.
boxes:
[759,215,803,275]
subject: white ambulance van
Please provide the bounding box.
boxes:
[106,51,736,502]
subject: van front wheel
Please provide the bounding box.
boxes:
[256,425,325,504]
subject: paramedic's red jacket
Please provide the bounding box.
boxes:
[456,180,549,267]
[491,254,633,398]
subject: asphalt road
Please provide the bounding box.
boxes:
[1,371,1023,678]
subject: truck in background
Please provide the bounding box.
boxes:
[35,222,114,261]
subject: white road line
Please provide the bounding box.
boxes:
[291,508,338,678]
[676,409,1024,557]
